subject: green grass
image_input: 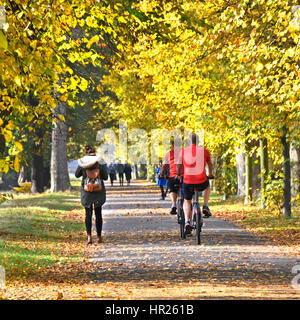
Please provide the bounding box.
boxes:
[0,242,59,271]
[0,184,85,280]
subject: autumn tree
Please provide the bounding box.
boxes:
[0,0,140,191]
[103,0,299,215]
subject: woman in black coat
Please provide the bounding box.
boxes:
[75,145,108,244]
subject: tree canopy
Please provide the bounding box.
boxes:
[0,0,299,213]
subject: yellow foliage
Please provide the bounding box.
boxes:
[0,0,130,173]
[13,183,32,193]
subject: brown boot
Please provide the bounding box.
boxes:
[97,235,102,243]
[87,235,92,245]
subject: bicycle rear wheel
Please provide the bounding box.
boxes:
[195,205,202,245]
[177,199,185,239]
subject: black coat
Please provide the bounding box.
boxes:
[108,165,116,179]
[75,162,108,208]
[117,163,124,174]
[124,164,132,180]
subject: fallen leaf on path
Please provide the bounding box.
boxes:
[55,292,63,300]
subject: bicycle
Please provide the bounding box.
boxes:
[178,177,214,245]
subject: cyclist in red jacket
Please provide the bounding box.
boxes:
[160,137,182,215]
[176,133,214,236]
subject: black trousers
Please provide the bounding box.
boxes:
[109,174,114,185]
[119,172,124,185]
[85,205,103,236]
[160,185,165,199]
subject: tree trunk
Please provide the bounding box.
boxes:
[140,163,147,179]
[215,156,223,194]
[51,102,71,192]
[236,153,246,196]
[252,140,261,197]
[134,164,139,179]
[223,154,231,200]
[260,138,269,209]
[31,154,44,193]
[18,164,31,184]
[244,140,253,204]
[291,144,300,206]
[281,125,292,217]
[43,166,51,189]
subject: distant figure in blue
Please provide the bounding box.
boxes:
[155,162,166,200]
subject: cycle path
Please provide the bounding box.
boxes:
[89,180,300,299]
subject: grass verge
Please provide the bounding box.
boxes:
[211,195,300,253]
[0,182,91,287]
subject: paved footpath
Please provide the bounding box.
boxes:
[89,180,300,299]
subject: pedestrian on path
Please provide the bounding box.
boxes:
[155,162,166,200]
[108,163,116,186]
[75,145,108,245]
[124,161,132,185]
[117,161,125,186]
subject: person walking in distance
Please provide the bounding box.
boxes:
[156,161,166,200]
[108,163,116,186]
[124,161,132,185]
[117,161,125,186]
[75,145,108,244]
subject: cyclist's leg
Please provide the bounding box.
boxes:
[183,199,193,235]
[183,199,192,222]
[183,183,194,235]
[169,192,177,214]
[168,178,177,213]
[203,184,210,205]
[170,191,177,204]
[198,180,211,217]
[170,177,180,214]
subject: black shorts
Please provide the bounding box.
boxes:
[183,180,209,200]
[168,177,181,193]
